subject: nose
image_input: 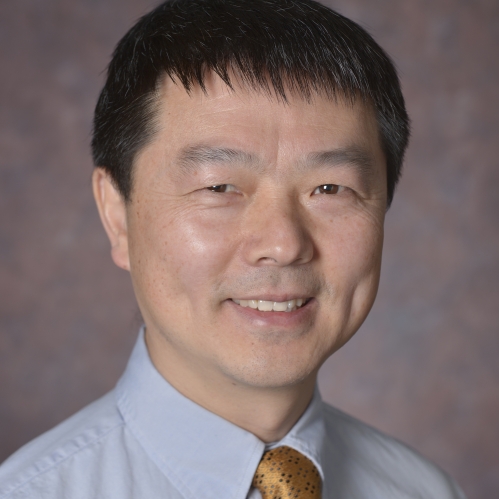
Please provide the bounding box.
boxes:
[242,192,314,267]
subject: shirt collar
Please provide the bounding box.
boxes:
[270,387,327,482]
[116,328,326,499]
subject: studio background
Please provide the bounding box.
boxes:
[1,1,498,498]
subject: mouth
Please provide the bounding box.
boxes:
[231,297,312,312]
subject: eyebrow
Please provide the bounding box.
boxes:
[176,145,262,173]
[176,144,377,184]
[303,147,376,178]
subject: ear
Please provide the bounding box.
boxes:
[92,168,130,271]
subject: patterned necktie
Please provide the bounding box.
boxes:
[252,445,322,499]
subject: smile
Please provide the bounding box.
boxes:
[232,298,310,312]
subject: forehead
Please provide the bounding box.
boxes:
[171,74,374,129]
[139,72,385,177]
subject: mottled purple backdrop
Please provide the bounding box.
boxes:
[0,1,498,497]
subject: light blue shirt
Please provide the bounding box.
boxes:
[0,328,466,499]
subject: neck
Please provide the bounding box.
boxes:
[145,328,317,443]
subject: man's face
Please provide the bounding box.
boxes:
[120,75,386,389]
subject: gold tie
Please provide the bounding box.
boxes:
[252,446,322,499]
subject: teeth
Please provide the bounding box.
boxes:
[273,301,288,312]
[258,300,274,312]
[233,298,308,312]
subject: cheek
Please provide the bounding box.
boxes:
[131,204,240,306]
[313,214,383,352]
[318,211,383,301]
[344,224,382,278]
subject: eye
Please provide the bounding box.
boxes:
[207,184,238,193]
[313,184,345,195]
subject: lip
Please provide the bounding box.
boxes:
[226,297,316,328]
[230,295,311,302]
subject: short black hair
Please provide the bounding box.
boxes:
[91,0,409,206]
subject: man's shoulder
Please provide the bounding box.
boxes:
[321,403,466,499]
[0,391,125,499]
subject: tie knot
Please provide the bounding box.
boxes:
[252,445,321,499]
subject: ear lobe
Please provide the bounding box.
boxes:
[92,168,131,271]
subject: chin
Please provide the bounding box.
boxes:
[219,350,322,389]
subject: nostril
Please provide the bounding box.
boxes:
[258,256,278,263]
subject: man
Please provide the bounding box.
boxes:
[0,0,466,498]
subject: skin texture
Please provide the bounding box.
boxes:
[93,73,387,442]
